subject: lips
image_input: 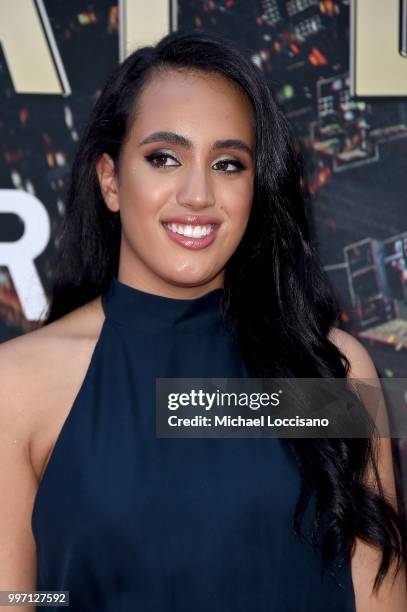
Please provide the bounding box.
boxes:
[161,219,220,250]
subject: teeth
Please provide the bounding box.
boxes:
[164,223,215,238]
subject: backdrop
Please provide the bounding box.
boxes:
[1,0,406,512]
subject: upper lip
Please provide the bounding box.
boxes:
[161,215,221,226]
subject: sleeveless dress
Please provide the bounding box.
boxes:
[32,276,356,611]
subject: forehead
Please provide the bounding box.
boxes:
[130,68,255,144]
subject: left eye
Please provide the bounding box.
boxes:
[213,159,244,174]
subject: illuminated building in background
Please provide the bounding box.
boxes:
[337,234,407,348]
[260,0,283,27]
[286,0,319,17]
[344,239,395,329]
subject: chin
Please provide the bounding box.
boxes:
[163,270,217,288]
[168,277,212,288]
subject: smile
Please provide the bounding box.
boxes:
[161,222,220,250]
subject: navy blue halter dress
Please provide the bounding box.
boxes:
[32,276,356,611]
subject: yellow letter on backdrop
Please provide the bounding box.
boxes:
[351,0,407,97]
[0,0,70,95]
[119,0,176,60]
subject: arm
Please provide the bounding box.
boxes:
[329,328,407,612]
[0,340,38,611]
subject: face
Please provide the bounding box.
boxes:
[97,68,255,298]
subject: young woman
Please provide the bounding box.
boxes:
[0,29,405,612]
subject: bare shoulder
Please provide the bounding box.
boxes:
[0,296,104,400]
[328,326,378,379]
[0,296,105,479]
[0,294,104,356]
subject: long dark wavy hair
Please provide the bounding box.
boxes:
[44,28,405,592]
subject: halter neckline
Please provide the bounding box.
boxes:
[101,276,225,334]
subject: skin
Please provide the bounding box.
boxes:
[96,68,256,298]
[0,68,405,611]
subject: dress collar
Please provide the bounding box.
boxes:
[101,277,225,334]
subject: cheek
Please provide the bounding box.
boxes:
[118,172,169,225]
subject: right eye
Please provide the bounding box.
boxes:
[144,152,180,169]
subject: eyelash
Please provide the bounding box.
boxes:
[144,152,245,175]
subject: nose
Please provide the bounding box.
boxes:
[175,162,215,211]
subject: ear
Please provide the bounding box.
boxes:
[96,153,119,213]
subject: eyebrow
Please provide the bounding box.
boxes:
[139,131,253,157]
